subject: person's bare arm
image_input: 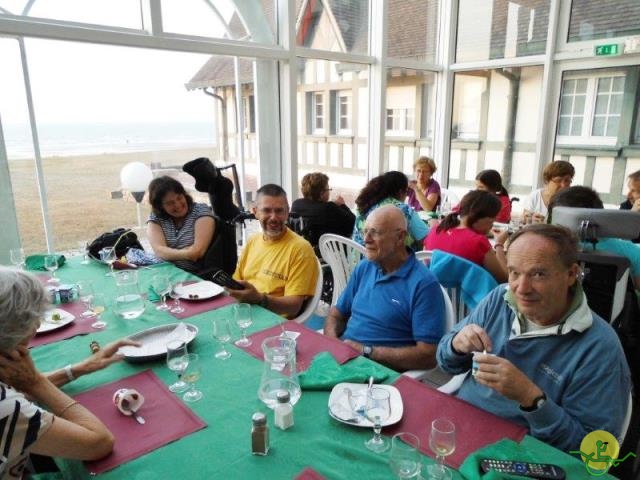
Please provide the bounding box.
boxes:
[147,216,215,262]
[323,306,348,338]
[344,339,437,371]
[227,280,307,319]
[483,230,508,283]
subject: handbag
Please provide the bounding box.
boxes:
[88,228,144,260]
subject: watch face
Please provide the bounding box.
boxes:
[363,346,372,357]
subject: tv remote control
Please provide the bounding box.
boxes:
[480,459,566,479]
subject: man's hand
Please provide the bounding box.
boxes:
[334,194,346,206]
[632,198,640,212]
[451,324,492,355]
[473,353,542,406]
[76,338,141,376]
[344,339,363,352]
[0,345,43,393]
[227,280,262,304]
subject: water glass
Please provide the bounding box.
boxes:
[78,240,90,264]
[212,317,232,360]
[10,248,25,269]
[169,282,185,314]
[77,281,96,317]
[44,255,59,283]
[152,274,171,311]
[390,432,421,479]
[364,387,391,453]
[166,340,189,393]
[100,247,116,276]
[428,418,456,480]
[234,303,253,347]
[90,293,108,329]
[182,353,203,402]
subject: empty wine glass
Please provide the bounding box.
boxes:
[169,282,185,314]
[78,240,90,265]
[152,274,171,311]
[10,248,25,269]
[77,281,96,317]
[100,247,116,276]
[212,317,232,360]
[428,418,456,480]
[44,255,59,283]
[166,340,189,393]
[182,353,203,402]
[390,432,421,479]
[90,293,108,329]
[364,387,391,453]
[234,303,253,347]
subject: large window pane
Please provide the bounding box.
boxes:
[568,0,640,42]
[296,1,368,54]
[387,0,438,63]
[449,66,543,197]
[456,0,549,63]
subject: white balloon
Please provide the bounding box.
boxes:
[120,162,153,192]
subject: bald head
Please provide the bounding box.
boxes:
[366,205,408,232]
[363,205,409,271]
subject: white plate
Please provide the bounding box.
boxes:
[38,308,75,334]
[328,382,403,428]
[175,281,223,301]
[119,323,198,362]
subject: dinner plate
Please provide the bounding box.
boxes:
[175,281,223,301]
[37,308,75,334]
[328,382,403,428]
[120,323,199,362]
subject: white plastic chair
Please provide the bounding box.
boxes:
[620,391,634,445]
[292,258,324,324]
[415,250,433,265]
[318,234,366,306]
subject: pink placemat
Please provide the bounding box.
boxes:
[386,376,527,469]
[240,323,360,372]
[29,301,97,348]
[294,467,326,479]
[75,370,206,475]
[168,294,235,319]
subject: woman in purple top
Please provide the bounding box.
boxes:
[407,156,441,212]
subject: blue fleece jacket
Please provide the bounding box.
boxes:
[437,286,631,452]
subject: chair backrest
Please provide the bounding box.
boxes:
[415,250,433,265]
[318,234,366,305]
[292,258,324,324]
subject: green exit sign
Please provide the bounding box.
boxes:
[595,44,620,56]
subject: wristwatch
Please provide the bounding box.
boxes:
[259,294,269,308]
[520,393,546,412]
[362,345,374,359]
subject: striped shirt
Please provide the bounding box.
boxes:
[148,203,214,273]
[0,383,53,479]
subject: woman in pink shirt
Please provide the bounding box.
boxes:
[475,169,511,223]
[424,190,509,282]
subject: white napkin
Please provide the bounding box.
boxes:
[119,323,191,357]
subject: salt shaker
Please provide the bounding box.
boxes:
[274,390,294,430]
[251,412,269,455]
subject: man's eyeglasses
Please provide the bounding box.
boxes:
[363,227,402,239]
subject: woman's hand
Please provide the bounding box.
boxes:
[75,338,141,376]
[0,345,42,392]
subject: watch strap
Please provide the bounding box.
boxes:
[520,393,546,412]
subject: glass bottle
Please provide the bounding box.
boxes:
[274,390,294,430]
[251,412,269,455]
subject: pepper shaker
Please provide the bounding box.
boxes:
[251,412,269,455]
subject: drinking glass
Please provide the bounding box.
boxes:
[77,281,96,317]
[44,255,59,283]
[390,432,421,479]
[90,293,108,329]
[169,282,185,314]
[364,387,391,453]
[10,248,25,269]
[152,274,171,311]
[428,418,456,480]
[212,317,232,360]
[78,240,90,264]
[166,340,189,393]
[233,303,253,347]
[182,353,203,402]
[100,247,116,276]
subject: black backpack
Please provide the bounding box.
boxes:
[88,228,144,260]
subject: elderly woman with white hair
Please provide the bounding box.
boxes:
[0,268,136,478]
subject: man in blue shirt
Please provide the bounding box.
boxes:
[324,205,445,371]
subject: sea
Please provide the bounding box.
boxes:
[3,121,216,159]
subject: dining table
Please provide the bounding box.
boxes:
[27,255,608,480]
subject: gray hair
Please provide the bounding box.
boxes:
[0,268,49,351]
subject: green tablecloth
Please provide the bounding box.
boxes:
[30,256,592,480]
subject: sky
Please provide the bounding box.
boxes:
[0,0,240,125]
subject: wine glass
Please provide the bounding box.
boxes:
[212,317,232,360]
[10,248,25,269]
[390,432,422,479]
[44,255,59,283]
[364,387,391,453]
[182,353,203,402]
[100,247,116,276]
[152,274,171,311]
[234,303,253,347]
[78,240,90,265]
[166,340,189,393]
[428,418,456,480]
[90,293,108,329]
[77,281,96,317]
[169,282,185,314]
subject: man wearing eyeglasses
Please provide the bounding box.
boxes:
[324,205,446,371]
[228,184,319,319]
